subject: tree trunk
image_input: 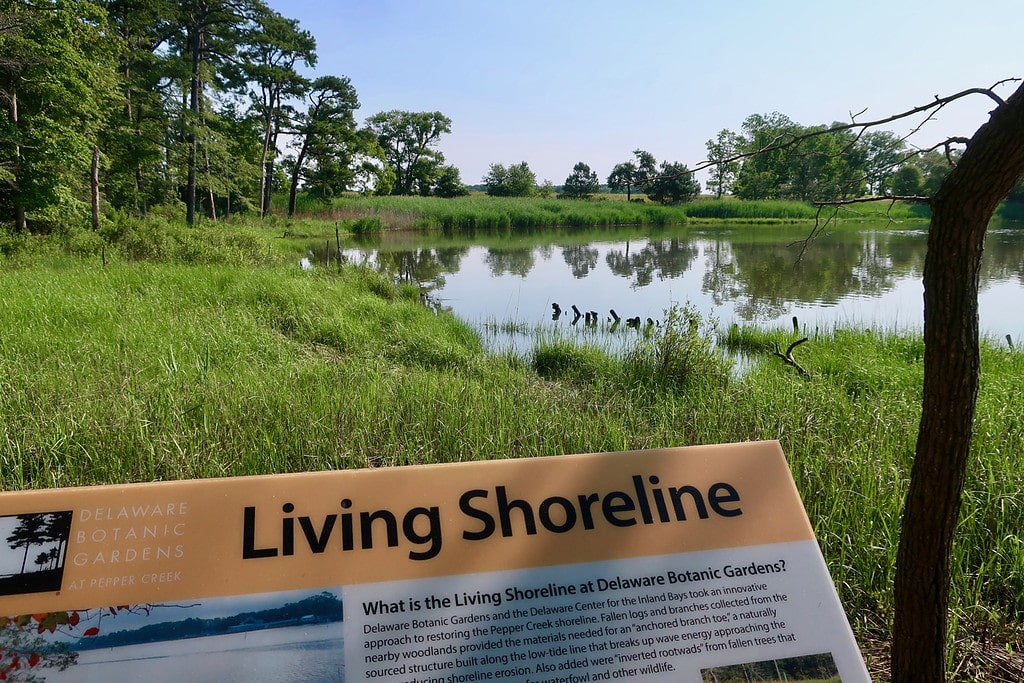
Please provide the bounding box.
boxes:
[9,83,26,232]
[892,82,1024,683]
[204,143,217,221]
[185,7,207,227]
[287,136,309,218]
[91,145,100,230]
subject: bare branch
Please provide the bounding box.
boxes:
[692,79,1021,173]
[773,338,810,376]
[812,195,931,207]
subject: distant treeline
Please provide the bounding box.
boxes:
[3,3,1022,237]
[74,592,343,651]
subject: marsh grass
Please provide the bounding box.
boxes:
[288,194,688,230]
[278,194,938,232]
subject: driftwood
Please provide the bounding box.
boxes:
[773,337,809,376]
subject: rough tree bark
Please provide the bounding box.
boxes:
[892,81,1024,683]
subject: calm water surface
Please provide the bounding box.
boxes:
[46,623,343,683]
[337,222,1024,351]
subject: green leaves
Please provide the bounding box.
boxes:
[561,161,599,200]
[483,161,536,197]
[366,110,453,196]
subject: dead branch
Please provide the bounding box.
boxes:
[691,79,1021,174]
[773,337,809,376]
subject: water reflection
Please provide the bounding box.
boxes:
[339,223,1024,347]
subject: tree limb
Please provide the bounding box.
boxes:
[690,79,1021,174]
[773,337,809,376]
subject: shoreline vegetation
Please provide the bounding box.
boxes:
[1,201,1022,680]
[275,194,934,231]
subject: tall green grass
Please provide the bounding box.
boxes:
[286,194,688,230]
[281,193,935,231]
[685,198,930,222]
[685,199,819,221]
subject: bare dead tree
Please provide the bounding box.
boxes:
[693,79,1024,682]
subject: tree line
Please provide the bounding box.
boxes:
[482,151,702,204]
[702,112,968,202]
[0,0,465,232]
[3,3,1019,234]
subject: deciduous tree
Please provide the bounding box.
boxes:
[704,129,741,199]
[0,1,121,231]
[433,164,468,198]
[366,110,452,195]
[483,161,535,197]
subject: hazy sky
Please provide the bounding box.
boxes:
[266,0,1021,187]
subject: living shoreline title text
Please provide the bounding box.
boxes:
[242,474,742,562]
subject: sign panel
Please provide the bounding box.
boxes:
[0,441,869,682]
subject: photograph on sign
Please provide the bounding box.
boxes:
[1,512,73,596]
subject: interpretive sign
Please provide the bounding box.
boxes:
[0,441,869,682]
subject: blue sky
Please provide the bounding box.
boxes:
[266,0,1021,187]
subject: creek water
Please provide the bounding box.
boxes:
[335,222,1024,352]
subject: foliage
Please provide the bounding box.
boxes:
[483,161,536,197]
[285,75,364,215]
[728,112,873,202]
[432,165,469,198]
[645,161,700,204]
[0,0,122,231]
[560,162,600,200]
[890,164,924,196]
[607,149,656,201]
[365,110,452,195]
[704,129,742,199]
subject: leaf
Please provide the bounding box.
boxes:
[28,653,39,668]
[83,626,100,637]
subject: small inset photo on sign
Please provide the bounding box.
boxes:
[7,588,345,683]
[0,511,73,596]
[702,651,841,682]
